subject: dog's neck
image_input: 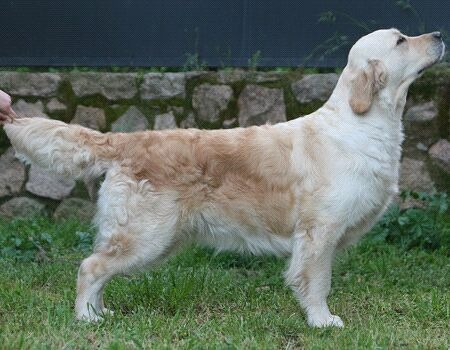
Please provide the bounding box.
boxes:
[320,71,409,158]
[380,74,418,118]
[325,69,412,127]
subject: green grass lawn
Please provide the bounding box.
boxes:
[0,216,448,349]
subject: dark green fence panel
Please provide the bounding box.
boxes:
[0,0,447,67]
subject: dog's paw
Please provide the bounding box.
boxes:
[308,314,344,328]
[77,312,104,323]
[101,308,114,317]
[76,308,114,322]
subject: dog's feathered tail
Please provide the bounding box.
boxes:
[4,117,117,180]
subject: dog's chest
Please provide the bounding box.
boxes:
[329,142,400,228]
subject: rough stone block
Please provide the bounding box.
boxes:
[238,85,286,127]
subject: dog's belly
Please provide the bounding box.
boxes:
[191,210,293,257]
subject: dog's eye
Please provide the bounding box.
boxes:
[396,37,406,45]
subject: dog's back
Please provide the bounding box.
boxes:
[5,117,301,247]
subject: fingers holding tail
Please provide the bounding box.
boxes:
[0,89,121,181]
[4,117,115,180]
[0,89,18,124]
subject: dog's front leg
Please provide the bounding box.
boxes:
[285,227,344,328]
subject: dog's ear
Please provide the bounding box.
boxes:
[349,59,387,114]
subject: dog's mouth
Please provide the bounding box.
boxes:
[418,43,446,74]
[417,62,436,75]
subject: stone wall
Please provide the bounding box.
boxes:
[0,68,448,220]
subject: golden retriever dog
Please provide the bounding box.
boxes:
[0,29,445,327]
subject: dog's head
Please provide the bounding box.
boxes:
[346,28,445,114]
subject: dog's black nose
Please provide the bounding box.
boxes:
[432,31,442,40]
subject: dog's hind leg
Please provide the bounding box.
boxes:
[75,165,184,321]
[75,183,181,322]
[75,221,180,321]
[285,227,344,328]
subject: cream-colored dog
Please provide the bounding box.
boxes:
[0,29,445,327]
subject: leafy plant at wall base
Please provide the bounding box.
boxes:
[0,216,94,261]
[369,191,449,254]
[74,231,94,254]
[0,230,53,261]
